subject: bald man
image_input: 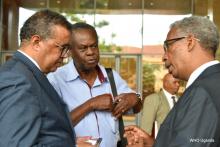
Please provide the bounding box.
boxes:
[140,73,180,136]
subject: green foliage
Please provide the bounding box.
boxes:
[65,14,86,22]
[95,20,109,28]
[142,63,160,98]
[99,39,112,52]
[65,13,121,53]
[115,46,122,52]
[99,39,122,52]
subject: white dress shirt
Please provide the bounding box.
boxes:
[47,60,134,147]
[162,88,177,109]
[18,50,41,71]
[186,60,219,88]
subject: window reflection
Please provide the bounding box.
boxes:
[1,0,190,125]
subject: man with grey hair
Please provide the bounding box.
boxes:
[124,16,220,147]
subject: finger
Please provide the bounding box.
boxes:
[113,100,123,110]
[77,136,92,143]
[112,100,126,115]
[112,107,124,118]
[114,94,123,101]
[125,125,136,131]
[126,135,136,145]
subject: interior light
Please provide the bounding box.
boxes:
[40,2,45,6]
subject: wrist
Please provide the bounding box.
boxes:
[135,93,142,103]
[88,97,95,111]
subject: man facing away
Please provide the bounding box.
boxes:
[141,73,180,136]
[47,22,142,147]
[124,16,220,147]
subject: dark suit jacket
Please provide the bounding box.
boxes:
[0,51,76,147]
[154,63,220,147]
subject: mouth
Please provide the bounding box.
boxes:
[164,62,170,69]
[164,62,173,73]
[87,58,97,64]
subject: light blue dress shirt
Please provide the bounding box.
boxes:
[47,60,134,147]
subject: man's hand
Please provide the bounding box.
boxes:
[89,94,114,111]
[112,93,140,118]
[70,93,114,126]
[124,125,154,146]
[126,137,145,147]
[77,136,96,147]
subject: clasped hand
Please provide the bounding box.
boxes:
[90,93,139,119]
[124,125,154,147]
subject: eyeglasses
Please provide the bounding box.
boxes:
[55,43,70,57]
[163,36,187,52]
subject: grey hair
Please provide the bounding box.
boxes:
[170,16,219,56]
[20,9,72,42]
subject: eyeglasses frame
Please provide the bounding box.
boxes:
[55,43,70,57]
[163,36,200,52]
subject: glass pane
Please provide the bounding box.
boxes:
[120,56,137,90]
[95,0,142,53]
[65,0,95,25]
[99,56,116,69]
[142,14,190,98]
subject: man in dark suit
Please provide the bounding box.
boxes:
[0,10,78,147]
[124,16,220,147]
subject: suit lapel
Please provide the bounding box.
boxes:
[196,63,220,81]
[14,52,63,103]
[14,51,60,102]
[13,51,75,139]
[159,90,170,110]
[186,63,220,90]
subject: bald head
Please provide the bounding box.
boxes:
[163,73,180,95]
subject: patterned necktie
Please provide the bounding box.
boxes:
[171,96,176,105]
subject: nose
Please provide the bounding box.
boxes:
[162,52,167,62]
[86,47,95,55]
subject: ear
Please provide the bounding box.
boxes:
[187,34,197,52]
[30,35,41,51]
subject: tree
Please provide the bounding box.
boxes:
[142,63,160,99]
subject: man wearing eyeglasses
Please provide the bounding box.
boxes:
[124,16,220,147]
[0,10,95,147]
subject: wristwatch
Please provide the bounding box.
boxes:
[136,93,142,101]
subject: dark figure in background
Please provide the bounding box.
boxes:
[125,16,220,147]
[47,22,142,147]
[0,10,77,147]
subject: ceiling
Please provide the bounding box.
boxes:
[16,0,192,14]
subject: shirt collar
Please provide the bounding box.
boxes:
[18,50,42,71]
[162,88,173,99]
[186,60,219,88]
[65,60,107,83]
[96,65,106,83]
[162,88,177,109]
